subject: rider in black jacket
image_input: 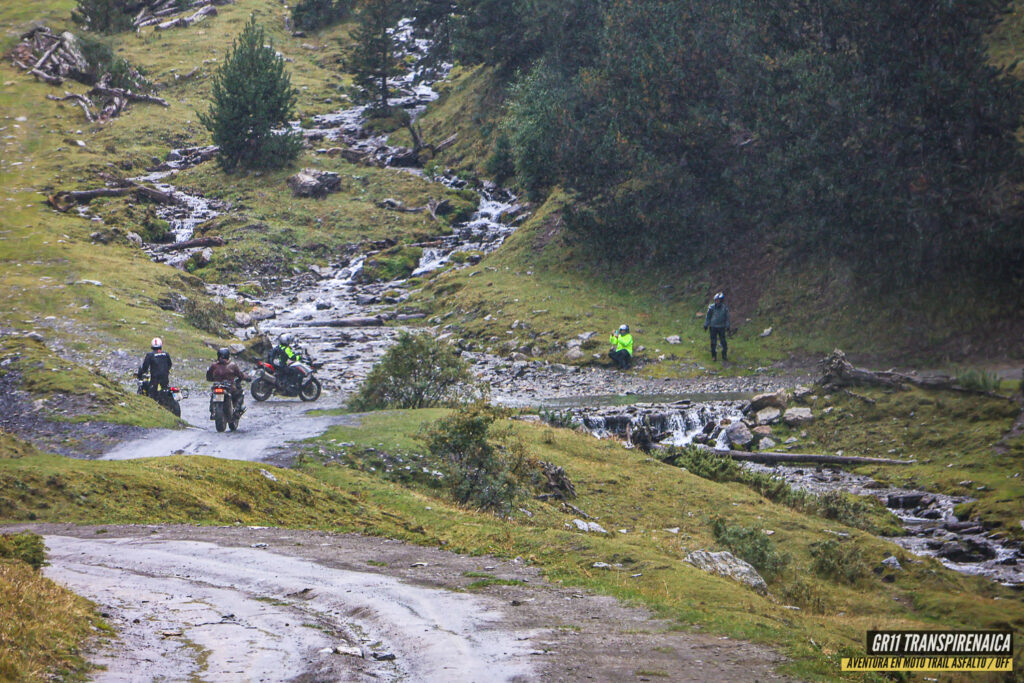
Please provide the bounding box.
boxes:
[138,337,173,398]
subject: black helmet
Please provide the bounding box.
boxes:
[217,347,230,360]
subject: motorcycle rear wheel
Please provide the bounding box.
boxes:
[299,377,322,402]
[214,403,227,432]
[251,379,273,402]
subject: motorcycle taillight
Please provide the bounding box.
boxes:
[214,387,225,393]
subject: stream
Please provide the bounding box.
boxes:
[120,20,1022,588]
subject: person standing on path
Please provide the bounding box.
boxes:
[609,324,634,369]
[704,293,729,362]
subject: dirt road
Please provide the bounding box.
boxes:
[17,524,795,682]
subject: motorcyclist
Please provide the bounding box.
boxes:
[138,337,172,399]
[206,347,250,415]
[268,333,303,391]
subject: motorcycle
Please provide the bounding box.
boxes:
[209,381,244,432]
[138,379,186,417]
[250,359,322,402]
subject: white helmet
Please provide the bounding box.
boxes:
[151,337,163,350]
[619,324,629,333]
[280,333,294,346]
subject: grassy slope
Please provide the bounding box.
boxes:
[406,13,1024,370]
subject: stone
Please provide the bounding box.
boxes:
[126,231,143,247]
[566,347,585,361]
[234,311,253,327]
[192,247,213,267]
[792,386,813,402]
[757,437,777,451]
[577,331,596,341]
[511,361,528,378]
[229,343,246,355]
[724,421,754,448]
[760,327,773,337]
[24,331,44,342]
[684,550,767,594]
[315,299,332,310]
[755,407,781,425]
[249,305,275,321]
[748,390,789,412]
[937,540,996,563]
[752,425,773,440]
[886,493,924,509]
[59,32,90,79]
[287,168,341,198]
[665,335,681,344]
[569,519,608,534]
[783,407,814,427]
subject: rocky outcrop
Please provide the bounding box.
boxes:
[783,407,814,426]
[287,169,341,198]
[684,550,768,593]
[748,390,789,412]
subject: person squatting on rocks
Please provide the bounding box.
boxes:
[609,324,634,369]
[704,292,730,361]
[207,347,250,414]
[138,337,172,398]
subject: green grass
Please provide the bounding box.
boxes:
[298,408,1024,681]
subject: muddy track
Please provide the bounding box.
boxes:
[10,524,795,683]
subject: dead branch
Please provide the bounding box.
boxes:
[46,92,96,121]
[376,197,425,213]
[13,59,63,85]
[90,84,169,107]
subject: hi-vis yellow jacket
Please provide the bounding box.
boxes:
[610,332,633,355]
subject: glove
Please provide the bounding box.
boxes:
[703,325,708,331]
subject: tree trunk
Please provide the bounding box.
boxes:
[693,444,914,466]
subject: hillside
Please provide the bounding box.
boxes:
[1,0,1024,680]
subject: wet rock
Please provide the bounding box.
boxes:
[249,306,275,321]
[748,390,789,412]
[881,556,902,571]
[755,407,781,425]
[783,407,814,426]
[937,540,996,563]
[234,311,253,327]
[684,550,767,594]
[287,169,341,198]
[886,493,925,509]
[725,421,754,448]
[511,361,527,378]
[315,299,332,310]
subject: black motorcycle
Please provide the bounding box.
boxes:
[138,379,185,417]
[209,381,244,432]
[250,359,322,402]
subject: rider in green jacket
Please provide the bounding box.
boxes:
[609,324,633,369]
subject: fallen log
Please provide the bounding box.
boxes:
[46,92,96,121]
[155,4,216,30]
[48,187,131,210]
[818,349,1011,400]
[152,236,225,252]
[90,84,169,107]
[394,313,426,321]
[376,198,425,213]
[13,59,63,85]
[293,316,387,328]
[126,181,177,204]
[694,444,914,466]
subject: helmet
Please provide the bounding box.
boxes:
[217,347,230,360]
[280,333,294,346]
[714,292,724,301]
[619,324,629,333]
[151,337,163,350]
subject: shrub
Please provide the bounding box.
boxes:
[72,0,131,33]
[199,15,302,172]
[954,367,1002,393]
[76,35,150,90]
[810,539,870,585]
[349,332,478,410]
[291,0,351,32]
[538,408,574,429]
[0,533,46,570]
[709,517,789,577]
[421,403,539,514]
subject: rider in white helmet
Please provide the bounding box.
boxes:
[138,337,173,398]
[609,324,634,369]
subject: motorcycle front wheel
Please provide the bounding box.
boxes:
[169,399,181,418]
[299,377,322,402]
[251,379,273,402]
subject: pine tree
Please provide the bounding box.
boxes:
[199,16,301,172]
[348,0,405,112]
[72,0,132,33]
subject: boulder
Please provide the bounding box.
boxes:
[287,169,341,198]
[315,299,332,310]
[724,421,754,448]
[748,390,789,412]
[783,407,814,427]
[792,386,813,402]
[192,247,213,267]
[665,335,682,345]
[125,231,143,248]
[757,437,777,451]
[752,425,773,440]
[249,305,276,321]
[760,327,773,338]
[234,311,253,327]
[755,407,781,425]
[566,347,585,361]
[59,32,90,79]
[684,550,767,594]
[937,540,996,563]
[885,493,925,509]
[881,556,902,571]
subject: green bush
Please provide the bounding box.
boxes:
[0,533,46,570]
[709,517,789,577]
[421,403,539,514]
[76,34,150,90]
[810,539,870,585]
[291,0,351,32]
[349,332,479,410]
[72,0,131,33]
[954,367,1002,393]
